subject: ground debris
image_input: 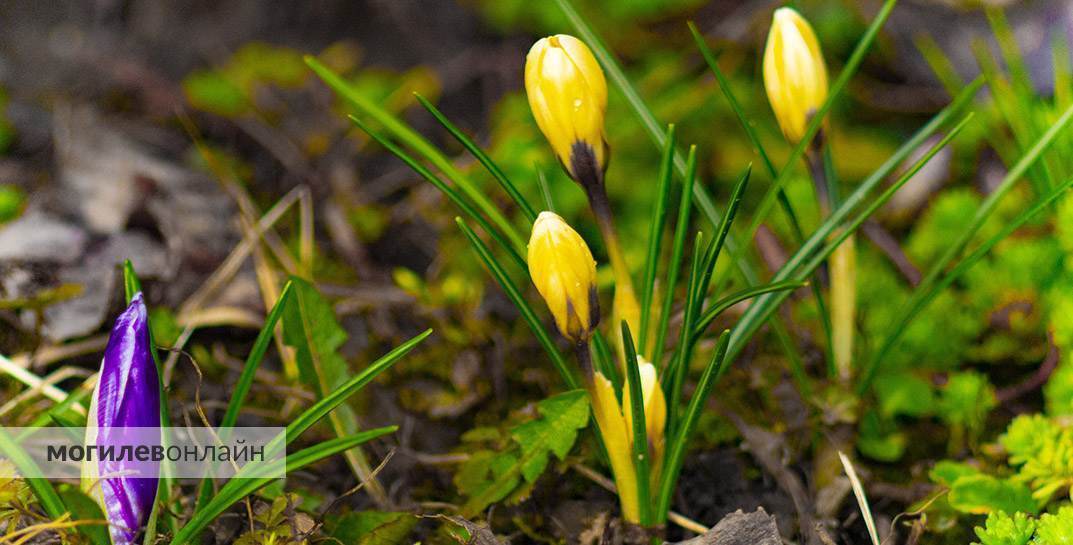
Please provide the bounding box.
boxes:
[667,508,780,545]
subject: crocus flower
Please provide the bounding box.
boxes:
[528,211,600,344]
[763,7,828,144]
[525,34,609,184]
[82,293,160,545]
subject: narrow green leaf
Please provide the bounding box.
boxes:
[221,283,292,429]
[691,280,807,340]
[195,281,295,511]
[693,164,751,316]
[57,485,111,545]
[656,330,731,521]
[653,146,697,362]
[170,427,397,545]
[415,93,537,222]
[620,322,650,526]
[664,233,705,433]
[536,166,556,213]
[591,330,619,391]
[123,260,142,303]
[639,124,676,357]
[286,329,431,441]
[913,33,965,97]
[456,218,579,389]
[0,428,66,519]
[305,55,525,252]
[349,114,526,270]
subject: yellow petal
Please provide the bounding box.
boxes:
[763,7,828,144]
[589,371,640,523]
[525,34,608,179]
[527,212,599,342]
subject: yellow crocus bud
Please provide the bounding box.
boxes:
[528,211,600,343]
[762,7,828,144]
[622,357,667,485]
[622,358,666,450]
[525,34,609,183]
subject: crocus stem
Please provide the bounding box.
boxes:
[575,342,641,523]
[584,182,642,359]
[805,142,831,217]
[805,132,857,382]
[830,233,857,383]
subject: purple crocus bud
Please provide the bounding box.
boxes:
[81,293,160,545]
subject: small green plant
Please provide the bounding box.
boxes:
[972,507,1073,545]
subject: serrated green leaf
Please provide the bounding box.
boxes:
[973,511,1036,545]
[1034,506,1073,545]
[458,390,589,516]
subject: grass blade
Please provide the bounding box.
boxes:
[664,233,704,434]
[656,329,731,521]
[536,166,556,213]
[839,452,880,545]
[349,115,526,270]
[691,280,807,340]
[456,218,580,390]
[415,93,537,222]
[693,164,752,315]
[0,428,67,519]
[305,55,525,252]
[639,124,676,356]
[652,146,697,362]
[620,322,650,526]
[286,329,432,441]
[170,427,396,545]
[861,100,1073,391]
[736,116,969,385]
[194,280,295,511]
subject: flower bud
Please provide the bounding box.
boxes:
[528,211,600,344]
[82,293,160,545]
[762,7,828,144]
[525,34,609,183]
[621,358,666,453]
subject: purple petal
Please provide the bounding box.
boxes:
[95,292,160,545]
